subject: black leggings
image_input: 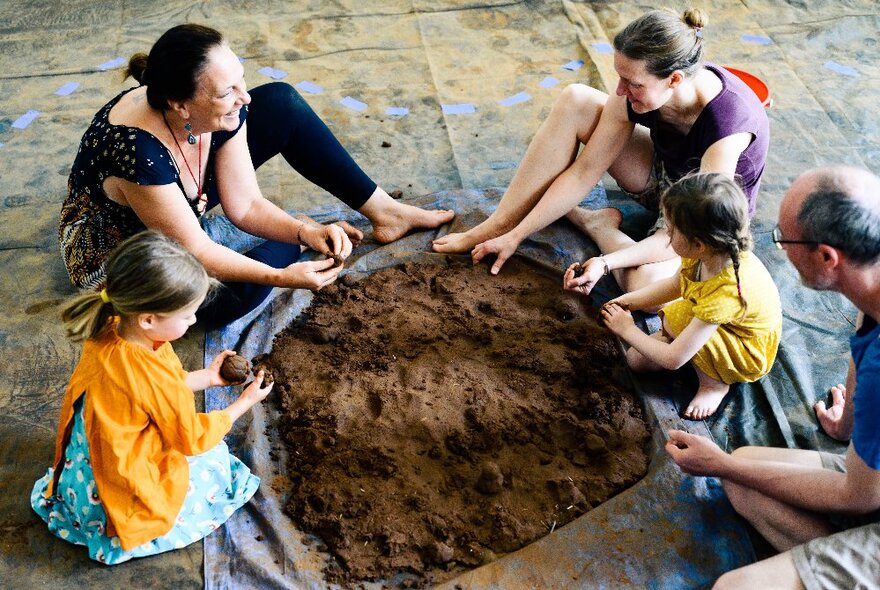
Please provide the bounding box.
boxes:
[199,82,377,329]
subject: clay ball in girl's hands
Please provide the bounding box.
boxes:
[220,354,250,383]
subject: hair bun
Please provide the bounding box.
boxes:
[682,7,707,30]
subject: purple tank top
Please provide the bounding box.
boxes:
[627,62,769,216]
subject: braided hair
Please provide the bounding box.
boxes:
[661,173,753,317]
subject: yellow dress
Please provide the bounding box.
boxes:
[661,251,782,384]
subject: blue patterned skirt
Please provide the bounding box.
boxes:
[31,397,260,565]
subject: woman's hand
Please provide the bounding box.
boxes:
[280,258,343,290]
[301,221,353,259]
[471,232,522,275]
[600,301,636,337]
[563,257,607,296]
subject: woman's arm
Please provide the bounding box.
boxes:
[510,95,636,239]
[699,132,752,176]
[123,179,339,288]
[213,126,352,258]
[603,310,719,371]
[473,94,636,273]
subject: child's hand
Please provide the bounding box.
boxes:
[664,429,728,476]
[600,302,635,335]
[563,258,605,297]
[209,350,239,386]
[241,370,274,405]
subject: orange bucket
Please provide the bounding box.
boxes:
[723,66,772,109]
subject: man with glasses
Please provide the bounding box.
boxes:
[665,166,880,589]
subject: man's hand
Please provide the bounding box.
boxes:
[665,429,729,477]
[815,384,849,441]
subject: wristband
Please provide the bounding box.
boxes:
[599,256,610,276]
[296,220,305,243]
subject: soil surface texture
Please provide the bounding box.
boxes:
[257,258,651,587]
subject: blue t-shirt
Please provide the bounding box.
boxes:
[851,315,880,469]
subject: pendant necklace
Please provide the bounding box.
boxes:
[162,112,207,215]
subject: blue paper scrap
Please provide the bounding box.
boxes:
[257,66,288,80]
[539,76,560,88]
[98,57,126,71]
[54,82,80,96]
[489,160,517,170]
[12,110,41,129]
[442,103,476,115]
[562,59,585,71]
[740,34,772,45]
[824,61,859,77]
[295,80,324,94]
[340,96,368,112]
[238,56,246,63]
[498,92,531,107]
[385,106,409,117]
[591,42,613,54]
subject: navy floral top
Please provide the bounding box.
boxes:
[59,87,246,289]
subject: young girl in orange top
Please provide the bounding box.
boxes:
[31,230,272,564]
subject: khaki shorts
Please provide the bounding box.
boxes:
[790,452,880,590]
[622,151,673,235]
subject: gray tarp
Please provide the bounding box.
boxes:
[201,184,849,588]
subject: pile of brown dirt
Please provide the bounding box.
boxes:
[256,258,651,587]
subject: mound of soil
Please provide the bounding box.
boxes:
[256,258,651,586]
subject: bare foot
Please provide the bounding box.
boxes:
[432,227,488,254]
[566,206,623,238]
[683,383,730,420]
[371,202,455,244]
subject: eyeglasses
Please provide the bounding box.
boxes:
[771,225,823,250]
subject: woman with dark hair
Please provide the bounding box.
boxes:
[433,8,768,298]
[60,24,454,328]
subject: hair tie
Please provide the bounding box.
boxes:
[694,26,703,39]
[100,289,111,304]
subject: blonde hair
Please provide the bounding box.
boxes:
[61,230,217,341]
[613,8,707,78]
[662,173,752,315]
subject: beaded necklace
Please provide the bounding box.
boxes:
[162,113,206,215]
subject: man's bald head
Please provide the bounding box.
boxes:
[782,166,880,266]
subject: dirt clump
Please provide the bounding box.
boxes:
[257,258,651,586]
[220,354,249,383]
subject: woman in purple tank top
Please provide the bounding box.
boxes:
[433,8,769,298]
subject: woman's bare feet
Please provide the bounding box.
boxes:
[432,222,497,254]
[565,206,623,238]
[684,370,730,420]
[372,201,454,244]
[359,188,454,244]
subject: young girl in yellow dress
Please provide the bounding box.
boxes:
[598,173,782,419]
[31,230,272,564]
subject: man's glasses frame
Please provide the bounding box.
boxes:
[771,225,823,250]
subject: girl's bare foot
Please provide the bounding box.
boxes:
[683,382,730,420]
[566,206,623,237]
